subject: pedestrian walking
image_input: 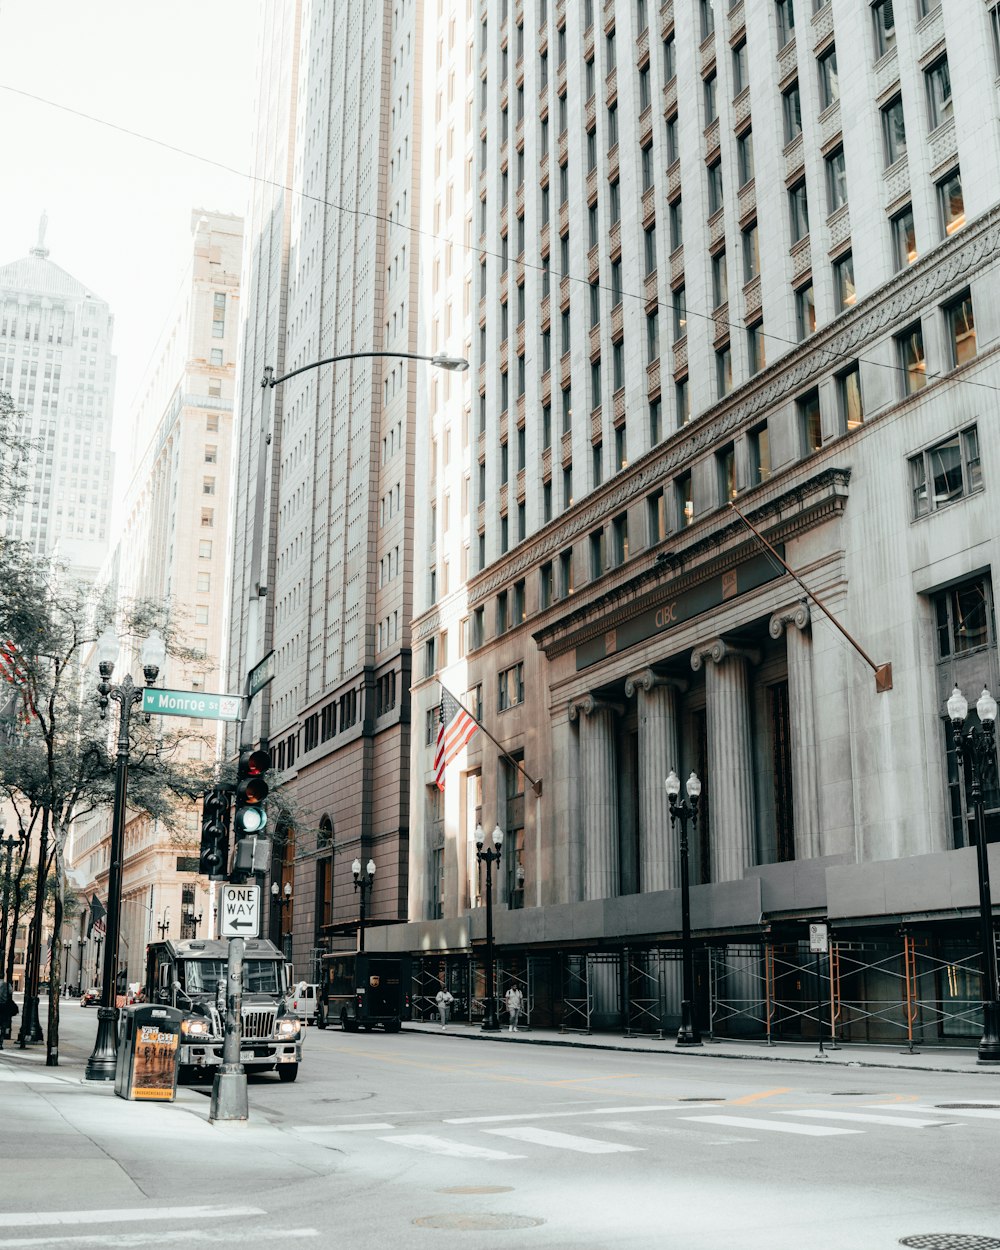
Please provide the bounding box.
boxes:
[0,979,18,1047]
[435,987,454,1029]
[504,984,524,1032]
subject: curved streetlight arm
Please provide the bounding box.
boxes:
[264,351,468,389]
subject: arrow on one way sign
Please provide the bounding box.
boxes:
[220,884,261,939]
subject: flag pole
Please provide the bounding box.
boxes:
[438,682,543,796]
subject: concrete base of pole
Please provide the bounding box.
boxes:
[675,1001,702,1046]
[976,1001,1000,1063]
[209,1065,248,1121]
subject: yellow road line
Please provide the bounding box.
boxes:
[727,1087,792,1105]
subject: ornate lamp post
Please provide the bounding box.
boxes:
[270,881,292,955]
[352,858,376,953]
[665,769,703,1046]
[0,829,24,981]
[475,823,504,1032]
[85,625,166,1081]
[947,684,1000,1063]
[156,908,170,940]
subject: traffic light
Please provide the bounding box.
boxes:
[234,746,270,836]
[199,787,231,880]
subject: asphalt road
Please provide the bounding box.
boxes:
[4,1003,1000,1249]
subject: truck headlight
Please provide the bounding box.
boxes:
[181,1018,211,1037]
[277,1019,301,1038]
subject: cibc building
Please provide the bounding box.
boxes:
[373,0,1000,1044]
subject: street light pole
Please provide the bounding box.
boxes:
[665,770,703,1046]
[156,908,170,940]
[0,830,24,981]
[475,824,504,1032]
[352,858,376,953]
[85,627,166,1082]
[270,881,292,955]
[947,684,1000,1063]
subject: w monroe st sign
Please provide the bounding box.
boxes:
[142,687,242,721]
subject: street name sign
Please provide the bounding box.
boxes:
[809,923,829,953]
[220,884,261,938]
[142,688,242,721]
[247,650,275,699]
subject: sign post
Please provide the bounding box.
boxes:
[210,885,261,1122]
[809,923,829,1057]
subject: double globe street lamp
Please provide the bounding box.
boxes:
[475,823,504,1032]
[946,684,1000,1063]
[85,626,167,1081]
[665,770,703,1046]
[352,858,376,952]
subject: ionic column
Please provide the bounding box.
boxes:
[624,669,685,893]
[770,603,821,859]
[568,694,622,899]
[691,638,759,882]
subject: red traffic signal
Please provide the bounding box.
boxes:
[235,745,271,835]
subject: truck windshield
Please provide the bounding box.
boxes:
[182,960,282,995]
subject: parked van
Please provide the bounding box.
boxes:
[286,982,320,1024]
[317,952,411,1032]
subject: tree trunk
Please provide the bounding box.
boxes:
[46,840,65,1065]
[5,838,31,985]
[18,808,48,1046]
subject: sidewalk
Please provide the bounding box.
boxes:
[402,1018,1000,1076]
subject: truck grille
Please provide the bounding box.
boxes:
[242,1007,277,1040]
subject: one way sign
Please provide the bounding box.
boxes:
[220,883,261,938]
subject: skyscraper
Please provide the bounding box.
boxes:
[0,215,116,580]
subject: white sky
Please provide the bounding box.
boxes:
[0,0,259,452]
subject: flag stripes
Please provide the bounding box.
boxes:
[434,689,479,791]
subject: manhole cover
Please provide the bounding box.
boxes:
[899,1236,1000,1249]
[414,1214,544,1231]
[677,1097,724,1102]
[934,1104,1000,1111]
[436,1186,514,1195]
[831,1091,869,1096]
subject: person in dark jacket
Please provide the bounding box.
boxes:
[0,980,18,1047]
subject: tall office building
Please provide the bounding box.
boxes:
[0,216,115,580]
[69,210,243,986]
[229,0,445,971]
[396,0,1000,1038]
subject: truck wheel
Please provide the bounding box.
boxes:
[385,1019,401,1033]
[316,1005,327,1030]
[177,1064,195,1085]
[277,1064,298,1083]
[341,1011,358,1032]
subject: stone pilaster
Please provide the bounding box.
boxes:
[624,668,686,892]
[691,638,759,883]
[770,603,821,860]
[568,694,622,900]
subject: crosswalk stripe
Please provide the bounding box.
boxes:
[0,1069,62,1084]
[380,1134,524,1160]
[0,1229,319,1248]
[680,1115,860,1137]
[294,1122,395,1133]
[778,1109,946,1129]
[447,1104,683,1124]
[895,1104,1000,1120]
[0,1208,265,1230]
[485,1126,641,1153]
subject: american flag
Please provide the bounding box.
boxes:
[0,641,35,723]
[434,688,479,791]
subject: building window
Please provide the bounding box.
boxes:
[747,321,766,374]
[512,579,525,624]
[737,130,754,187]
[648,488,667,542]
[665,112,679,164]
[496,590,509,635]
[826,147,848,213]
[199,540,212,559]
[716,443,736,504]
[715,344,732,398]
[424,638,436,678]
[540,561,554,609]
[590,528,605,578]
[938,169,965,237]
[935,574,993,658]
[559,547,575,598]
[750,422,771,484]
[707,161,724,215]
[782,82,802,143]
[795,283,816,340]
[699,0,715,40]
[675,376,690,426]
[910,426,982,519]
[776,0,795,48]
[498,662,524,711]
[818,44,839,109]
[663,32,676,79]
[742,221,759,281]
[196,572,211,592]
[615,422,627,470]
[838,364,863,431]
[563,462,573,509]
[646,310,659,363]
[872,0,895,57]
[676,470,693,528]
[201,508,214,527]
[669,197,683,251]
[891,205,917,269]
[644,225,657,277]
[732,39,748,94]
[789,180,809,242]
[882,95,906,166]
[592,441,603,488]
[612,512,629,565]
[672,286,686,340]
[944,290,976,367]
[897,323,926,394]
[833,252,856,311]
[798,389,822,454]
[649,397,662,444]
[703,71,717,124]
[925,56,952,130]
[641,141,654,191]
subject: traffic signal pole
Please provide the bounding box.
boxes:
[209,935,247,1122]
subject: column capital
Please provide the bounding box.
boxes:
[624,668,688,698]
[690,638,761,672]
[769,601,811,639]
[568,693,625,721]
